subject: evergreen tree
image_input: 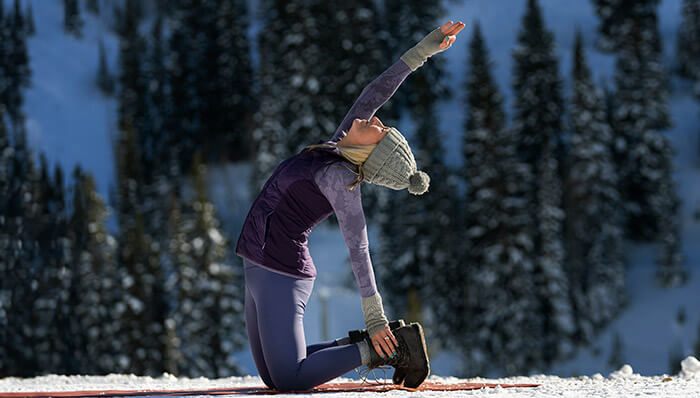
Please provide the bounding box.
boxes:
[511,0,574,366]
[33,155,78,374]
[1,124,42,376]
[0,2,7,111]
[609,0,686,286]
[448,21,539,377]
[67,165,121,374]
[565,29,626,345]
[97,38,115,95]
[143,15,175,189]
[0,2,12,115]
[113,118,166,376]
[166,0,202,177]
[25,2,35,37]
[63,0,84,38]
[5,0,32,128]
[0,108,11,373]
[115,0,147,137]
[206,0,257,162]
[248,0,303,191]
[172,153,245,377]
[164,0,257,170]
[677,0,700,82]
[427,21,534,377]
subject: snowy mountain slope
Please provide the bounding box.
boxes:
[16,0,121,231]
[14,0,700,381]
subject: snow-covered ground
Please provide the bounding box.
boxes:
[0,359,699,397]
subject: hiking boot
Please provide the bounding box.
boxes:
[363,322,430,389]
[399,322,430,388]
[348,319,407,385]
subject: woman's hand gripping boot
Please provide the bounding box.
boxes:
[363,322,430,389]
[348,319,407,385]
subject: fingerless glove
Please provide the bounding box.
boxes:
[400,27,449,71]
[361,291,390,337]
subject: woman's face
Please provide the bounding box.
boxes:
[339,116,390,146]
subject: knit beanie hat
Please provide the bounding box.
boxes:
[362,126,430,195]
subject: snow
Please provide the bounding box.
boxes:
[682,356,700,374]
[1,361,699,397]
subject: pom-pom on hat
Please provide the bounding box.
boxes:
[361,126,430,195]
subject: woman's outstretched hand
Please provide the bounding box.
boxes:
[400,20,467,71]
[438,21,466,50]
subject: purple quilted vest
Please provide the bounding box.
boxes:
[235,141,352,279]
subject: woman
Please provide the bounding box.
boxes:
[236,21,466,392]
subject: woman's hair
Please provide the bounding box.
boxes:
[303,131,377,190]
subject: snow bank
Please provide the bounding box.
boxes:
[682,356,700,378]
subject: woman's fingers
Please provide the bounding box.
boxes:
[441,21,454,32]
[372,329,397,358]
[441,21,460,34]
[382,329,397,354]
[373,336,390,357]
[388,329,399,349]
[444,21,466,36]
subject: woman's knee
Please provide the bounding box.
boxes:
[270,371,313,392]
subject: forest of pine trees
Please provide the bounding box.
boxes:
[1,0,697,379]
[1,0,247,377]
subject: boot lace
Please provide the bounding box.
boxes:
[354,364,392,386]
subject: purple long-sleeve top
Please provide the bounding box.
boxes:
[313,59,412,298]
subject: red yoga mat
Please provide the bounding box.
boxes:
[0,380,542,397]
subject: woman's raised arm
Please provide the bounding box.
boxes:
[329,21,465,143]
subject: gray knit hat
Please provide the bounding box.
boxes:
[362,127,430,195]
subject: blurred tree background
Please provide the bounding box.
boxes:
[0,0,697,379]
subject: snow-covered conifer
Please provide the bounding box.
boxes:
[67,165,122,374]
[512,0,574,366]
[451,21,542,377]
[4,0,31,128]
[170,154,245,377]
[113,119,167,376]
[676,0,700,83]
[565,29,626,344]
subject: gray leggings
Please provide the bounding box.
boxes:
[243,258,363,391]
